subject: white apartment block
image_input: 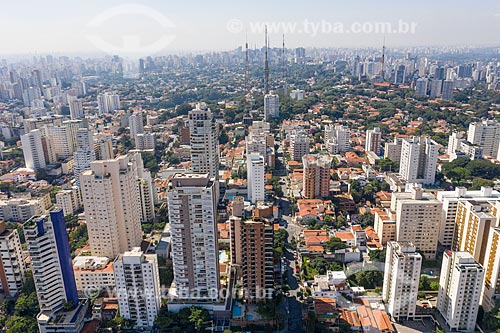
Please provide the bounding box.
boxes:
[399,137,439,185]
[114,248,161,328]
[80,153,143,258]
[247,153,265,203]
[384,137,403,163]
[290,130,310,162]
[73,256,115,294]
[365,127,382,155]
[437,251,484,332]
[0,223,26,297]
[392,185,442,260]
[73,128,95,187]
[21,129,46,170]
[55,186,82,216]
[97,93,120,114]
[129,112,144,139]
[189,105,219,179]
[68,98,84,119]
[467,120,500,158]
[437,187,500,248]
[166,173,220,302]
[0,197,45,222]
[264,93,279,120]
[135,133,156,150]
[325,124,350,153]
[382,241,422,320]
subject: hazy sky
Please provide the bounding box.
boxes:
[1,0,500,56]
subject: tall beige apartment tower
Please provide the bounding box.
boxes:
[189,105,219,179]
[80,153,144,258]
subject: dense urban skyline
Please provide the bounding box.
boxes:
[1,0,500,56]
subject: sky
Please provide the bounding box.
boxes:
[1,0,500,56]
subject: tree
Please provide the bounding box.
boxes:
[357,213,374,227]
[325,237,347,252]
[471,177,495,190]
[189,306,209,332]
[14,293,39,317]
[368,249,386,262]
[5,316,38,333]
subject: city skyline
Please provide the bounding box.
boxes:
[1,0,500,56]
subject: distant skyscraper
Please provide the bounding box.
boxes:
[68,98,84,119]
[430,79,443,98]
[97,93,120,114]
[247,153,265,203]
[394,64,406,84]
[382,241,422,321]
[441,80,454,100]
[188,105,219,179]
[437,251,484,333]
[114,248,161,328]
[0,222,26,297]
[415,78,429,96]
[80,153,144,258]
[21,129,46,170]
[229,216,274,303]
[166,173,219,302]
[365,127,382,155]
[24,210,87,333]
[302,154,331,199]
[467,120,500,158]
[264,93,280,121]
[399,137,439,185]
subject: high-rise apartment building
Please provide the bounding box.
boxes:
[437,187,500,248]
[129,112,144,139]
[189,105,219,179]
[392,185,442,260]
[230,216,274,303]
[437,251,484,332]
[399,137,439,185]
[365,127,382,155]
[467,120,500,158]
[290,130,310,162]
[247,153,265,203]
[73,128,95,187]
[0,222,26,297]
[21,129,46,170]
[94,134,114,160]
[382,241,422,321]
[264,93,279,121]
[166,173,219,302]
[55,186,82,216]
[441,80,455,100]
[24,210,87,333]
[114,248,161,328]
[97,93,120,114]
[68,98,84,119]
[415,77,429,96]
[302,154,331,199]
[384,137,403,163]
[325,124,350,154]
[80,153,144,258]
